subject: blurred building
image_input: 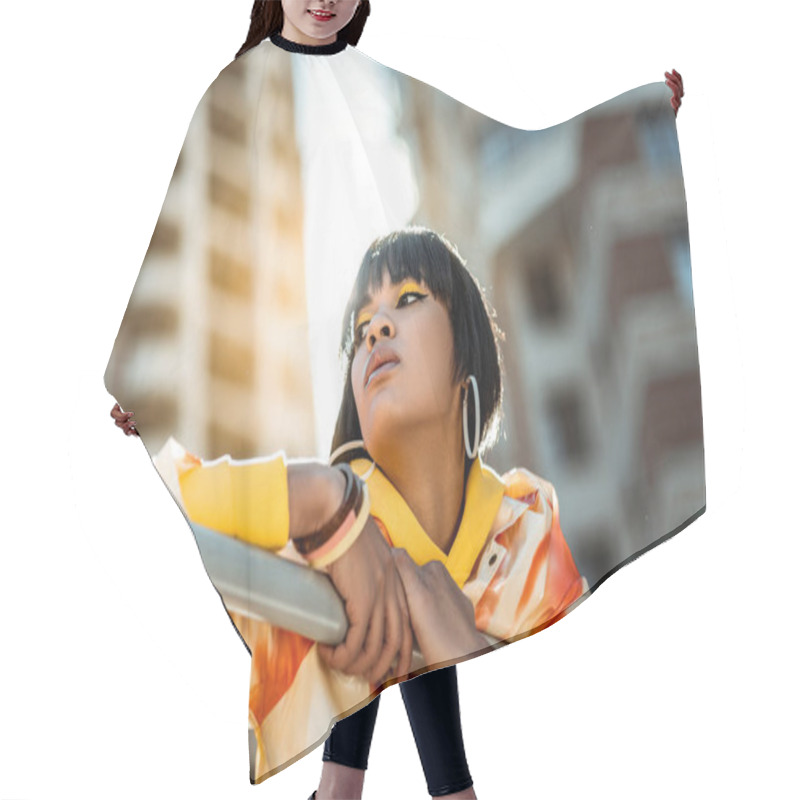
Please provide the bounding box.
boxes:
[105,53,705,586]
[402,80,704,584]
[105,50,316,460]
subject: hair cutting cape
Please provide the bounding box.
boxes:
[105,35,705,784]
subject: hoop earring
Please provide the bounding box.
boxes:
[328,438,377,480]
[462,374,480,460]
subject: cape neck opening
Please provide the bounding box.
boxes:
[269,32,348,55]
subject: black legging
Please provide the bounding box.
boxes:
[323,665,473,797]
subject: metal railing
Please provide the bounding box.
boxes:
[189,521,499,671]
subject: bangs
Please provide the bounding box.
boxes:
[340,228,459,358]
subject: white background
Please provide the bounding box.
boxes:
[1,1,797,798]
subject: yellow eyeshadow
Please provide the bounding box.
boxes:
[355,281,426,330]
[398,280,425,295]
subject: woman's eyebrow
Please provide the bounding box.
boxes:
[354,291,373,319]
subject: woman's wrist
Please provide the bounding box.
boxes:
[304,482,370,568]
[286,463,346,542]
[317,467,349,530]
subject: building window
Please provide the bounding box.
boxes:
[546,384,590,465]
[523,256,563,325]
[208,248,252,299]
[209,103,247,146]
[121,303,179,338]
[208,173,250,218]
[208,330,255,387]
[147,219,180,257]
[124,394,178,439]
[206,421,254,461]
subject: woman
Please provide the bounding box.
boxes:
[116,225,589,796]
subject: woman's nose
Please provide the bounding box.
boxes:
[366,312,395,348]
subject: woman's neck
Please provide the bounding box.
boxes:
[270,30,348,55]
[373,418,470,556]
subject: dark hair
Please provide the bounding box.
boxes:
[330,227,505,464]
[236,0,371,59]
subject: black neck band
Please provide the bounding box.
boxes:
[270,32,348,55]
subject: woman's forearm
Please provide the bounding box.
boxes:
[286,462,346,543]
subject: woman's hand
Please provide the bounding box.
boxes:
[317,516,414,687]
[665,68,684,116]
[110,402,138,436]
[390,548,488,666]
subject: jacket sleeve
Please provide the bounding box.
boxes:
[473,473,588,641]
[153,437,291,551]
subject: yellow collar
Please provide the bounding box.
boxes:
[350,456,507,588]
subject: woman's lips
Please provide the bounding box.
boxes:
[364,345,401,386]
[366,360,398,387]
[307,9,335,22]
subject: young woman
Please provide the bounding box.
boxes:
[109,3,685,798]
[132,224,589,798]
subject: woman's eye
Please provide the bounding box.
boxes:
[354,291,426,344]
[398,290,425,306]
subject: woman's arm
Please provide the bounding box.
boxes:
[148,434,413,684]
[110,406,342,548]
[174,447,364,559]
[180,453,413,684]
[287,461,346,544]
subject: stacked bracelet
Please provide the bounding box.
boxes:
[306,484,370,569]
[294,464,358,556]
[294,463,371,568]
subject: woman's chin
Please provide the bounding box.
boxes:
[360,399,408,446]
[359,379,400,411]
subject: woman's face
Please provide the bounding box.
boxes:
[281,0,361,43]
[351,272,461,454]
